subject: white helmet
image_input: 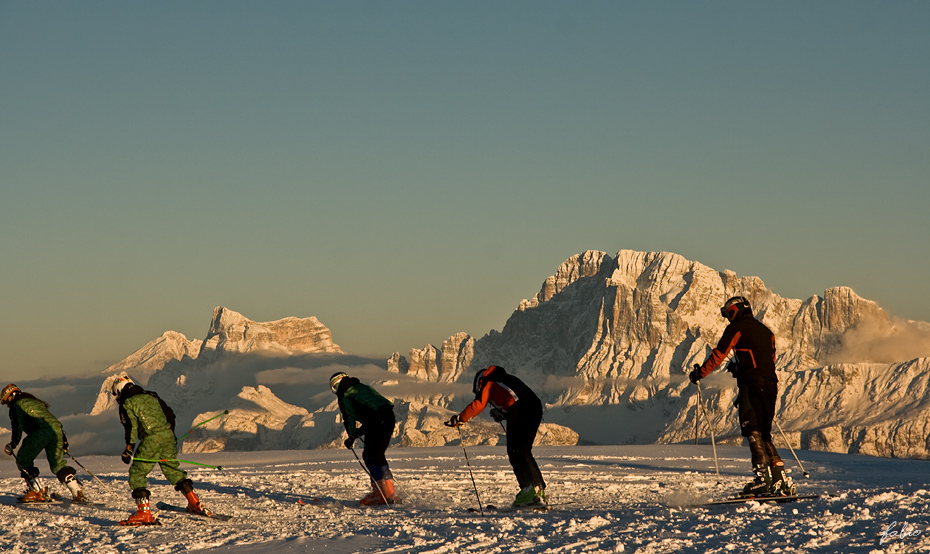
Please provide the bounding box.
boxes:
[330,372,348,394]
[111,373,134,397]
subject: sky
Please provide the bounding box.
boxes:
[1,1,928,381]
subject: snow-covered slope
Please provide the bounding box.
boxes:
[1,446,928,553]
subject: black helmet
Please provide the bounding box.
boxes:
[720,296,752,321]
[473,365,504,395]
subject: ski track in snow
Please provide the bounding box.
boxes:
[1,445,928,554]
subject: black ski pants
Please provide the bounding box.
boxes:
[736,376,783,466]
[505,401,545,490]
[735,376,778,442]
[361,406,395,481]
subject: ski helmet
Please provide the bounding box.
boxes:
[110,373,134,397]
[1,383,20,405]
[473,366,503,395]
[720,296,752,322]
[330,372,348,394]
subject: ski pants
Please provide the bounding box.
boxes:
[361,407,395,481]
[128,430,187,490]
[505,401,546,490]
[735,377,778,442]
[736,377,784,466]
[15,423,74,482]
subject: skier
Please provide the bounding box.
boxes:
[689,296,796,497]
[445,365,547,507]
[112,372,212,525]
[1,384,86,502]
[330,372,398,505]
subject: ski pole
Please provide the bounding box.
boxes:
[454,425,484,515]
[66,451,114,492]
[694,399,699,445]
[176,410,229,442]
[349,441,389,506]
[695,381,721,483]
[131,457,223,470]
[773,418,810,478]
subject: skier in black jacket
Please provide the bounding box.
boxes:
[689,296,796,497]
[330,372,397,505]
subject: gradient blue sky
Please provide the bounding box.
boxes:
[2,2,928,381]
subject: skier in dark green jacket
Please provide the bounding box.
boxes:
[330,372,397,505]
[112,373,212,525]
[2,383,85,502]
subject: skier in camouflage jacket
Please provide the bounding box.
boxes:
[2,383,85,502]
[112,373,212,525]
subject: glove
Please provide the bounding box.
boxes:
[121,444,134,464]
[344,435,356,449]
[725,359,739,376]
[3,443,13,456]
[444,415,463,428]
[489,408,506,423]
[688,365,702,384]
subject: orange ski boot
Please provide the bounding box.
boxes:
[359,479,396,506]
[119,497,160,526]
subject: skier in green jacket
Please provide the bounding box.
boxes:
[330,372,397,505]
[112,373,212,525]
[2,384,86,502]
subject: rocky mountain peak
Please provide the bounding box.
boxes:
[200,306,343,357]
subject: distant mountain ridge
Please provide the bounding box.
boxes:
[391,250,930,457]
[77,249,930,459]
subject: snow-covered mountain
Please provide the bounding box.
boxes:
[47,249,930,459]
[391,250,930,458]
[79,305,578,455]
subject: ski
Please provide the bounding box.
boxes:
[704,494,819,506]
[118,518,163,527]
[15,497,53,504]
[155,501,232,521]
[12,492,104,508]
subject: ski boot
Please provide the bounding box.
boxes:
[176,478,214,516]
[537,486,548,505]
[740,464,774,498]
[360,478,396,506]
[18,474,50,503]
[513,485,546,507]
[768,460,796,496]
[184,489,214,516]
[120,497,159,526]
[18,486,50,503]
[64,474,87,503]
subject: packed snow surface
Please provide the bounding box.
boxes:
[1,445,928,553]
